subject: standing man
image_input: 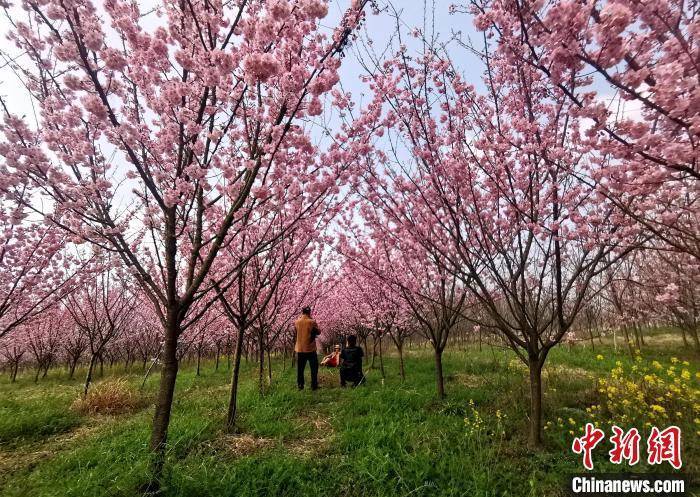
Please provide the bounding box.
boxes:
[295,306,320,390]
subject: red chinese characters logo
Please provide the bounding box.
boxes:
[572,423,605,470]
[608,426,641,466]
[571,425,682,470]
[647,426,682,470]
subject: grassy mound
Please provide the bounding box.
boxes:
[71,379,148,415]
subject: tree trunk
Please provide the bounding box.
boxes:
[397,343,405,381]
[215,346,220,372]
[680,327,690,348]
[622,326,634,355]
[258,332,265,395]
[689,326,700,354]
[196,347,201,377]
[226,324,246,433]
[147,314,180,487]
[633,325,642,351]
[637,324,646,346]
[378,335,385,379]
[588,327,595,351]
[528,359,544,448]
[83,353,98,397]
[267,348,272,385]
[434,349,445,399]
[11,362,19,382]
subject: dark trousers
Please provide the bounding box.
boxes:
[296,352,318,390]
[340,367,363,387]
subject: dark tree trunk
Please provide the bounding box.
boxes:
[266,347,272,385]
[11,362,19,382]
[588,327,595,351]
[226,324,246,433]
[258,333,265,395]
[434,349,445,399]
[397,343,405,381]
[528,358,544,448]
[378,335,385,379]
[83,353,98,397]
[689,326,700,353]
[636,324,646,346]
[215,346,220,372]
[680,326,690,348]
[147,314,180,486]
[196,347,201,376]
[633,325,642,351]
[622,326,634,356]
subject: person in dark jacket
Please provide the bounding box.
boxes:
[340,335,364,387]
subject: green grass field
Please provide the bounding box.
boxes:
[0,333,697,497]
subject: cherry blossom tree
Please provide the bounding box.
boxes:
[0,0,368,481]
[634,249,700,352]
[216,216,329,430]
[26,309,64,382]
[253,254,333,389]
[130,304,164,372]
[0,199,80,339]
[337,260,417,381]
[465,0,700,259]
[61,311,89,379]
[64,268,136,396]
[0,333,26,382]
[345,14,642,443]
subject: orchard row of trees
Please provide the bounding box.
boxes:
[0,0,697,489]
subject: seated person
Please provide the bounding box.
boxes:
[321,345,341,367]
[339,335,364,387]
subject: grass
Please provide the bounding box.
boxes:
[0,331,697,497]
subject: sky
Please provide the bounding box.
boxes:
[330,0,483,89]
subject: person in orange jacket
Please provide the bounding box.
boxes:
[294,306,320,390]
